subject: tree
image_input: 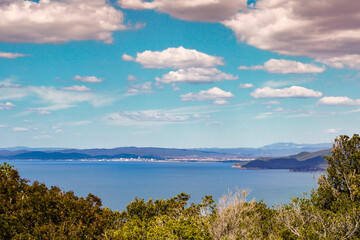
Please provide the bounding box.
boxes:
[324,134,360,201]
[314,134,360,210]
[106,193,215,239]
[0,162,114,239]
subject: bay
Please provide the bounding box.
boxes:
[1,160,319,211]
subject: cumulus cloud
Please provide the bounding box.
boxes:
[251,86,322,99]
[119,0,247,22]
[180,87,234,104]
[0,102,16,110]
[62,85,91,92]
[155,67,237,84]
[13,127,28,132]
[127,81,154,94]
[0,52,26,59]
[316,55,360,69]
[239,59,325,74]
[238,83,254,88]
[262,79,312,88]
[317,96,360,106]
[123,46,224,69]
[73,75,104,83]
[0,0,125,44]
[104,110,198,126]
[222,0,360,65]
[122,54,135,62]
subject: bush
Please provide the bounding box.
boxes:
[0,162,114,239]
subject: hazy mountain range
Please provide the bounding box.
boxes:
[0,142,332,161]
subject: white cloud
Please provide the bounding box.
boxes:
[273,107,284,112]
[253,112,273,119]
[317,96,360,106]
[28,109,51,115]
[123,46,224,69]
[62,85,91,92]
[239,59,325,74]
[262,101,280,105]
[222,0,360,63]
[104,110,197,126]
[0,80,29,100]
[131,82,152,90]
[122,54,135,62]
[325,128,342,134]
[13,127,28,132]
[33,134,54,140]
[263,79,312,88]
[52,126,64,133]
[119,0,247,22]
[238,83,254,88]
[73,75,104,83]
[127,74,137,81]
[316,55,360,69]
[0,80,115,114]
[0,102,16,110]
[155,67,237,84]
[0,52,26,59]
[127,81,154,94]
[31,87,106,106]
[28,86,114,113]
[180,87,234,104]
[251,86,322,99]
[55,129,64,133]
[0,124,8,128]
[0,0,125,44]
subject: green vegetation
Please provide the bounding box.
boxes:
[1,135,360,239]
[236,148,332,171]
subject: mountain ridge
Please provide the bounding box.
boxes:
[0,142,331,161]
[233,149,332,171]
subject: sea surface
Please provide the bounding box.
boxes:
[1,160,320,211]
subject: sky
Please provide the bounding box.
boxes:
[0,0,360,148]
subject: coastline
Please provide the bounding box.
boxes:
[3,157,254,163]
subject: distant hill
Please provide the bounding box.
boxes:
[0,147,231,161]
[233,149,332,171]
[196,142,332,158]
[0,147,65,151]
[0,142,332,161]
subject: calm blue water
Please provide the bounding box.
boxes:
[1,160,320,211]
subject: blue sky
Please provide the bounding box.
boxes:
[0,0,360,148]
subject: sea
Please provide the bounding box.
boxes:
[1,160,320,211]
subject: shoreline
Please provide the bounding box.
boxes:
[1,158,254,163]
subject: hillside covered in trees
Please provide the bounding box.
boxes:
[233,149,332,171]
[1,135,360,239]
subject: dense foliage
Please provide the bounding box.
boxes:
[1,134,360,239]
[0,162,114,239]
